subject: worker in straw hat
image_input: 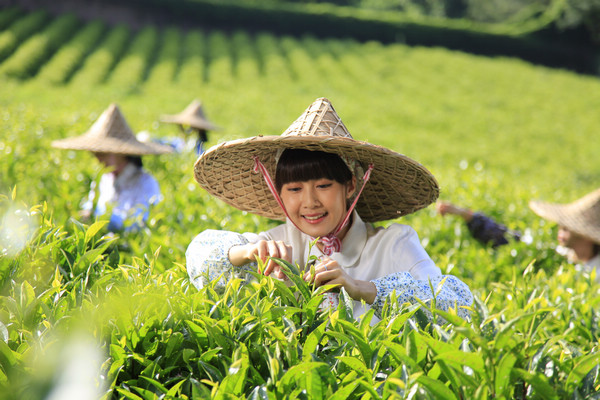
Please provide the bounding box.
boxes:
[186,98,473,322]
[437,189,600,280]
[52,103,172,233]
[160,99,220,156]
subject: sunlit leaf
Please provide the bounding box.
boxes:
[511,368,558,400]
[417,375,457,400]
[566,353,600,391]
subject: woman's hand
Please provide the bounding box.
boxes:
[304,257,377,304]
[229,240,292,280]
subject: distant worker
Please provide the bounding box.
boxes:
[160,99,221,155]
[437,188,600,279]
[52,103,172,232]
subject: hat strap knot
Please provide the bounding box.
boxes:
[317,163,373,256]
[253,156,374,256]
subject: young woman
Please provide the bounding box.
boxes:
[437,189,600,280]
[186,98,473,322]
[52,103,172,232]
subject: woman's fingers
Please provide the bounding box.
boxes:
[264,240,280,276]
[271,241,292,279]
[304,258,338,284]
[254,240,292,277]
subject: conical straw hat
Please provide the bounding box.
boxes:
[160,99,220,131]
[529,188,600,244]
[194,97,439,222]
[52,103,172,155]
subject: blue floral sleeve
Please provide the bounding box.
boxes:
[185,229,257,289]
[371,272,473,321]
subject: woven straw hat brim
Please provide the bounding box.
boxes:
[51,135,173,155]
[529,188,600,244]
[160,115,220,131]
[52,103,173,155]
[194,135,439,222]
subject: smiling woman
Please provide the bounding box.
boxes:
[186,97,473,322]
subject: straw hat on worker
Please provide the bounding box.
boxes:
[529,189,600,283]
[529,189,600,275]
[51,103,171,232]
[52,103,172,155]
[160,99,220,131]
[530,188,600,245]
[193,97,439,223]
[160,99,220,155]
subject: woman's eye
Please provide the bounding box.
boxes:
[317,183,332,189]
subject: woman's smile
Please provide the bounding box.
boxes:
[302,212,328,223]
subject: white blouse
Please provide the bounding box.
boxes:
[83,163,162,232]
[577,254,600,283]
[186,211,473,322]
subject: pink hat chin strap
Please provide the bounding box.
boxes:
[253,156,374,256]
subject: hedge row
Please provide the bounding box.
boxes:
[0,13,79,79]
[0,9,47,62]
[67,24,131,86]
[87,0,599,74]
[36,20,106,84]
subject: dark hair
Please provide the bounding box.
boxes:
[593,243,600,257]
[127,156,143,167]
[275,149,352,192]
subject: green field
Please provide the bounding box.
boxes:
[1,6,600,399]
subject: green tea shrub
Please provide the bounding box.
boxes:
[0,10,48,62]
[144,27,181,89]
[68,24,131,86]
[206,31,234,89]
[106,26,159,92]
[36,20,106,85]
[175,29,206,86]
[0,7,22,32]
[231,30,260,82]
[255,32,293,82]
[0,14,80,79]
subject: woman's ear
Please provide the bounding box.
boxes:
[346,176,357,199]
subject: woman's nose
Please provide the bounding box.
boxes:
[302,187,320,206]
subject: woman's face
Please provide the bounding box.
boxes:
[558,225,585,249]
[93,152,129,176]
[280,177,356,239]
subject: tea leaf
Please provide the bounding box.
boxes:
[84,220,108,243]
[434,350,485,376]
[511,368,558,400]
[337,356,371,379]
[417,375,458,400]
[566,353,600,391]
[495,352,517,395]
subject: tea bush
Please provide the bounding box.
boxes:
[0,7,599,399]
[36,20,106,85]
[0,13,80,79]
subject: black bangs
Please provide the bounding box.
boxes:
[275,149,352,192]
